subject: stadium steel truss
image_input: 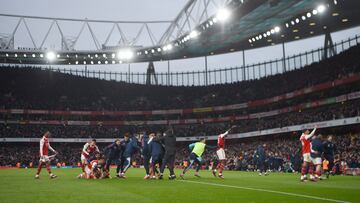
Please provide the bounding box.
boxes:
[0,0,359,85]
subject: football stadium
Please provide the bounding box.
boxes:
[0,0,360,202]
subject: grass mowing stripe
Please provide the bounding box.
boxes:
[181,180,351,203]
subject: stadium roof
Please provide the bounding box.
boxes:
[0,0,359,65]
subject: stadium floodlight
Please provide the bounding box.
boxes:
[5,53,9,57]
[302,16,306,21]
[189,30,199,39]
[157,47,162,52]
[95,54,98,58]
[145,50,148,55]
[23,54,27,57]
[274,26,280,33]
[40,54,43,58]
[111,53,116,58]
[112,61,115,64]
[291,21,295,25]
[317,5,326,13]
[32,54,35,58]
[216,8,230,22]
[151,49,155,53]
[91,61,94,64]
[266,31,271,36]
[312,9,318,15]
[117,49,134,60]
[263,33,267,38]
[295,18,300,23]
[270,29,275,34]
[105,61,108,64]
[248,39,252,43]
[46,51,56,61]
[83,61,86,64]
[258,34,262,39]
[75,61,79,64]
[212,17,218,23]
[307,12,312,18]
[285,23,289,28]
[98,61,101,64]
[103,54,106,58]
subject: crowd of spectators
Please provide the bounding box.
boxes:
[1,99,359,138]
[0,44,359,111]
[1,131,359,172]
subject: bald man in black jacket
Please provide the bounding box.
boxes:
[155,127,177,180]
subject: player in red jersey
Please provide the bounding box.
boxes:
[212,126,236,179]
[35,131,57,179]
[77,158,105,179]
[81,139,100,173]
[299,127,317,182]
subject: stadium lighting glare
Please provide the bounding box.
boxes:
[189,30,199,39]
[103,54,106,58]
[105,61,108,64]
[295,18,300,23]
[32,54,35,58]
[212,17,218,23]
[23,54,27,57]
[258,35,262,39]
[270,29,275,34]
[291,21,295,25]
[112,61,115,64]
[266,31,271,36]
[83,61,86,64]
[151,49,155,53]
[91,61,94,64]
[252,37,255,41]
[317,5,326,13]
[98,61,101,64]
[312,9,318,15]
[5,53,9,57]
[248,39,252,43]
[263,33,267,38]
[111,53,115,58]
[40,54,43,58]
[285,23,289,28]
[255,36,259,40]
[46,51,56,61]
[75,61,79,64]
[56,54,60,58]
[216,8,231,22]
[307,12,312,18]
[302,16,306,21]
[117,49,134,60]
[209,21,214,26]
[95,54,98,58]
[157,47,162,52]
[274,26,280,33]
[145,50,148,55]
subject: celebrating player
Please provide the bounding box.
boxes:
[81,139,100,174]
[180,138,216,179]
[148,133,165,179]
[212,126,236,179]
[140,131,151,180]
[299,128,316,182]
[103,138,122,175]
[310,134,324,181]
[35,131,57,179]
[78,156,105,179]
[118,133,141,178]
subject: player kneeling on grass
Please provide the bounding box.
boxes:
[78,158,106,179]
[180,138,216,179]
[35,131,58,179]
[310,134,324,181]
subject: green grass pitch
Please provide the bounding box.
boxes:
[0,168,359,203]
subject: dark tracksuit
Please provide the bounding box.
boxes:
[323,140,335,172]
[149,140,164,174]
[310,138,323,160]
[141,134,151,175]
[256,145,266,173]
[154,132,177,176]
[103,142,122,172]
[120,137,141,173]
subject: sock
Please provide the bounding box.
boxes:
[36,162,43,175]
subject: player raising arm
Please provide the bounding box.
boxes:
[212,125,236,179]
[300,127,316,182]
[35,131,57,179]
[81,139,100,174]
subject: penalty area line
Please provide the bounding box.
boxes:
[181,180,351,203]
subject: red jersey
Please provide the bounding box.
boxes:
[300,133,311,154]
[82,143,99,159]
[87,160,99,171]
[39,136,54,156]
[217,131,229,149]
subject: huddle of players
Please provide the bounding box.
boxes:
[300,127,335,182]
[35,126,236,180]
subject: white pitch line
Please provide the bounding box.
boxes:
[181,180,351,203]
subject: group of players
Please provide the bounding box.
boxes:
[35,126,235,180]
[300,127,335,182]
[35,125,334,182]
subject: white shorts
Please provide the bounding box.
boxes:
[216,148,226,160]
[39,155,50,163]
[303,153,311,163]
[311,157,322,165]
[85,166,91,175]
[81,154,88,163]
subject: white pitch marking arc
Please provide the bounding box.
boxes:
[181,180,351,203]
